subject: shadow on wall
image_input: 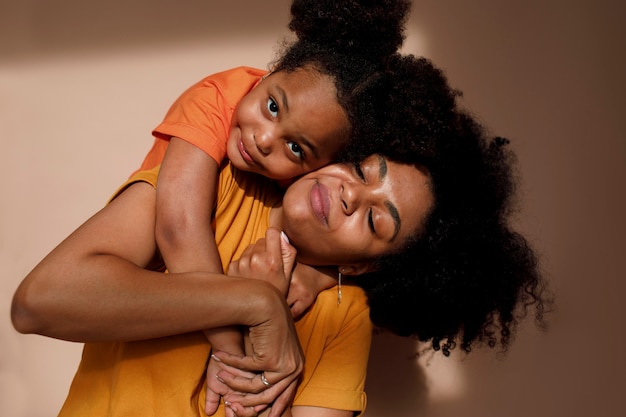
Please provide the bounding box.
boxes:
[365,331,428,416]
[1,0,291,59]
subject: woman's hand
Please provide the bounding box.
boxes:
[212,348,301,417]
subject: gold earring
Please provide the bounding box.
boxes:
[337,268,343,305]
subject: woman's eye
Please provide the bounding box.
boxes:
[353,163,365,180]
[287,142,304,160]
[368,209,376,234]
[267,97,279,117]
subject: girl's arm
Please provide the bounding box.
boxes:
[157,137,247,356]
[156,136,222,274]
[157,137,250,413]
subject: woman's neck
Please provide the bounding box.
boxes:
[269,202,283,230]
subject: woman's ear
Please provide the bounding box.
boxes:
[338,262,378,277]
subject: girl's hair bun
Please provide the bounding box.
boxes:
[289,0,411,60]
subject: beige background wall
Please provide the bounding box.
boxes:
[2,1,624,416]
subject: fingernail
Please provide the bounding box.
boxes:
[211,354,222,362]
[281,231,290,244]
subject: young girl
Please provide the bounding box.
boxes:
[137,0,410,294]
[135,0,412,414]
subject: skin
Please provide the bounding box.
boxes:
[279,154,433,269]
[227,66,350,180]
[213,155,433,417]
[157,66,351,416]
[11,155,433,417]
[157,66,349,275]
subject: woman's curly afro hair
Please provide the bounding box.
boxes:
[354,54,552,356]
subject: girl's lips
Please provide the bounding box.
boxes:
[310,181,330,225]
[238,138,255,165]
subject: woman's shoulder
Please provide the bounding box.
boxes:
[306,284,370,322]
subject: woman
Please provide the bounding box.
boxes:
[11,153,432,417]
[11,54,549,417]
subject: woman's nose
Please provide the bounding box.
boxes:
[341,182,360,215]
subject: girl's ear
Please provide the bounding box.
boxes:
[338,262,378,277]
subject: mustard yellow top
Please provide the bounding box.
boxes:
[58,164,372,417]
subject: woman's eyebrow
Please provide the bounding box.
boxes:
[376,156,400,241]
[385,201,401,242]
[377,154,387,179]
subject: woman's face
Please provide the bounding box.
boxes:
[281,155,434,272]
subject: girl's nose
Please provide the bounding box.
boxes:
[254,128,276,155]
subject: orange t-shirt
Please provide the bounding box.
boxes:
[135,66,267,174]
[58,164,371,417]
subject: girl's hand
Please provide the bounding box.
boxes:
[205,355,258,417]
[287,265,338,318]
[204,352,236,416]
[228,228,296,297]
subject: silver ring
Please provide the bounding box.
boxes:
[260,372,271,387]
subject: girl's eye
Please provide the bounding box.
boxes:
[287,142,304,160]
[267,97,279,117]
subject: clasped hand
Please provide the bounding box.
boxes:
[206,228,303,417]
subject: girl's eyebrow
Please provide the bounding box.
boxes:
[276,86,289,112]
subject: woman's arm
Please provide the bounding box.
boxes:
[11,181,303,417]
[10,182,291,342]
[290,406,352,417]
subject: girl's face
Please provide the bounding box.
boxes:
[227,67,350,181]
[280,155,434,273]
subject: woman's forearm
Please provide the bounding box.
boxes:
[12,253,286,342]
[10,181,288,342]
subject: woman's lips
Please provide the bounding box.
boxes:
[238,138,255,164]
[310,182,330,225]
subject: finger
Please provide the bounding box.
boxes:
[212,347,301,383]
[204,386,222,415]
[228,242,258,275]
[224,405,237,417]
[262,228,283,263]
[217,370,268,395]
[279,231,297,277]
[225,378,298,417]
[289,300,303,318]
[267,380,298,417]
[226,402,268,417]
[221,372,294,408]
[211,355,257,379]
